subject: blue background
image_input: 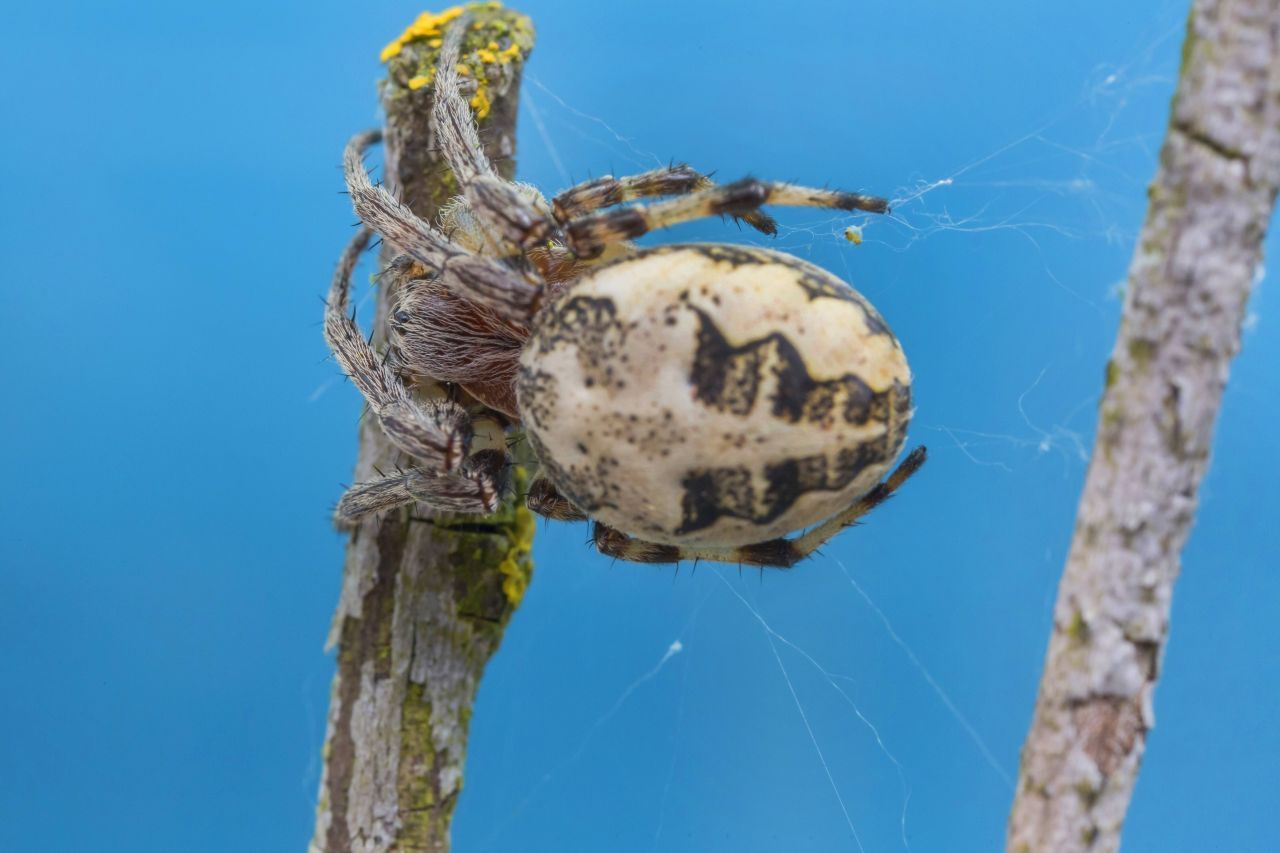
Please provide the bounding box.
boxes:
[2,1,1276,850]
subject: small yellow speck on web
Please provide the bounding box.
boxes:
[843,225,864,245]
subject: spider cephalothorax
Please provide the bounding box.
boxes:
[326,10,925,568]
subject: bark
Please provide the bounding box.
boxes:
[312,7,536,852]
[1007,2,1280,850]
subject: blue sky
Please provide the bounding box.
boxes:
[2,1,1276,850]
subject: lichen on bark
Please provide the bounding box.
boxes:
[312,6,535,851]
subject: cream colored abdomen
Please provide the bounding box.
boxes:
[518,244,911,547]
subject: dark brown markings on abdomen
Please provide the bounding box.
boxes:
[675,435,904,536]
[689,307,904,427]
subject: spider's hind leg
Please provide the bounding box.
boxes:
[592,522,802,569]
[786,445,927,561]
[592,523,684,565]
[525,477,588,522]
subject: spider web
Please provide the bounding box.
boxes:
[455,9,1195,852]
[296,4,1198,845]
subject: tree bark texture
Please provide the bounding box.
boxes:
[312,7,536,851]
[1007,2,1280,850]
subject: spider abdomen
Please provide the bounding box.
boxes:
[517,243,912,548]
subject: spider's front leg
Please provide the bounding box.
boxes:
[551,165,779,237]
[593,447,927,569]
[336,449,508,525]
[344,131,544,324]
[564,177,891,258]
[324,230,508,525]
[424,16,562,260]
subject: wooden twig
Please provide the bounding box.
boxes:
[1007,1,1280,850]
[312,7,535,851]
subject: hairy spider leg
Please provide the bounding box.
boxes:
[551,165,779,237]
[432,16,557,256]
[591,447,926,569]
[324,229,507,524]
[344,131,543,322]
[431,13,497,183]
[524,476,589,522]
[563,178,891,258]
[337,450,508,523]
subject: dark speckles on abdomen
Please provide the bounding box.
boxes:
[599,411,688,457]
[516,366,559,426]
[538,295,631,392]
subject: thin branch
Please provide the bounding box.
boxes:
[1007,2,1280,850]
[312,8,536,852]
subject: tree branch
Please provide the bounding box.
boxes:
[312,6,536,851]
[1007,1,1280,850]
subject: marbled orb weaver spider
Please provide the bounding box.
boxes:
[325,11,926,569]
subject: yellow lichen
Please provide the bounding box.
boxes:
[498,554,527,606]
[497,494,535,606]
[382,3,529,125]
[407,71,436,90]
[380,5,469,62]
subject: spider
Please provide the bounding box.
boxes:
[325,13,926,569]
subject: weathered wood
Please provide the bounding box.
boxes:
[312,6,536,851]
[1007,2,1280,850]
